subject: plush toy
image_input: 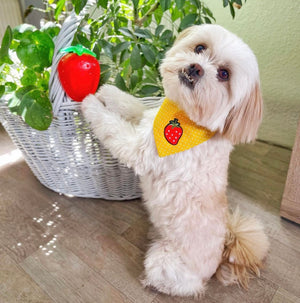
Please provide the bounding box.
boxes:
[58,45,100,102]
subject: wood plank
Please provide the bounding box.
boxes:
[0,248,54,303]
[228,188,300,298]
[71,197,146,235]
[121,214,150,252]
[271,288,300,303]
[280,119,300,224]
[21,244,133,303]
[229,141,291,210]
[262,238,300,298]
[58,208,156,303]
[152,292,218,303]
[205,276,277,303]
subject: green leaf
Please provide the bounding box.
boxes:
[36,71,50,91]
[203,6,215,21]
[223,0,229,7]
[0,26,13,65]
[171,7,182,22]
[118,27,135,39]
[160,30,173,43]
[130,74,139,90]
[175,0,185,9]
[120,49,130,64]
[139,84,160,96]
[131,0,139,8]
[154,7,163,24]
[179,13,198,30]
[204,17,211,24]
[17,31,54,70]
[21,69,37,86]
[140,44,156,65]
[99,64,111,86]
[92,43,101,59]
[55,0,66,20]
[5,82,17,92]
[155,25,164,37]
[0,85,4,98]
[115,73,127,91]
[12,24,36,40]
[118,16,128,24]
[19,89,53,130]
[40,22,60,38]
[98,40,113,59]
[8,85,36,114]
[160,0,171,12]
[97,0,108,9]
[72,0,87,14]
[130,45,142,70]
[75,33,91,48]
[234,0,242,5]
[229,1,235,18]
[134,28,152,39]
[113,41,131,55]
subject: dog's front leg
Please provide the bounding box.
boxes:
[82,94,145,171]
[95,84,146,123]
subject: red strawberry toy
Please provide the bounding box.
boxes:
[164,118,183,145]
[58,45,100,102]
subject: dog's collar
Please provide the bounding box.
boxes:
[153,98,216,157]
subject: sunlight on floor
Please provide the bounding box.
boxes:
[0,149,23,169]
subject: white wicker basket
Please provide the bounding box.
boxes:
[0,1,161,200]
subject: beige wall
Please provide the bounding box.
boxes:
[206,0,300,147]
[0,0,22,39]
[208,1,300,148]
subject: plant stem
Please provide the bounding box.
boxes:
[134,2,160,27]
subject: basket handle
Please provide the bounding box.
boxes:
[49,0,97,117]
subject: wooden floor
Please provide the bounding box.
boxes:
[0,126,300,303]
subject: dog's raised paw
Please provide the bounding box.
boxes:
[81,94,104,124]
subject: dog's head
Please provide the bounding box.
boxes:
[160,24,263,144]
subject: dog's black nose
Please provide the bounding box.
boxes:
[179,63,204,89]
[188,64,204,79]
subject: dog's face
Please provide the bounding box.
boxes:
[160,25,263,144]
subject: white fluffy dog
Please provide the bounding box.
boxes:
[81,24,269,297]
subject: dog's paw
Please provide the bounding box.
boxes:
[95,84,121,109]
[81,93,105,124]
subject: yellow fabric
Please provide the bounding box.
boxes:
[153,98,216,157]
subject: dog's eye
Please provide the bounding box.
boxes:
[195,45,206,54]
[217,69,230,81]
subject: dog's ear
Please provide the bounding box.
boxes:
[174,26,196,45]
[222,83,263,144]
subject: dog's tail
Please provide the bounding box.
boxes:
[216,208,269,289]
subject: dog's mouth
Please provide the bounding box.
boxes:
[178,65,203,89]
[179,68,195,89]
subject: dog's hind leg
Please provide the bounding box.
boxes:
[142,239,206,298]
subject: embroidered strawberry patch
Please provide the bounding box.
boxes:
[164,118,183,145]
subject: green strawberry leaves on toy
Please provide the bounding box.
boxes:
[58,44,101,101]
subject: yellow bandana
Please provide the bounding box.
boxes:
[153,98,216,157]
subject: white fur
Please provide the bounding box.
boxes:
[81,24,268,297]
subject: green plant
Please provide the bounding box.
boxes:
[0,23,59,130]
[0,0,246,130]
